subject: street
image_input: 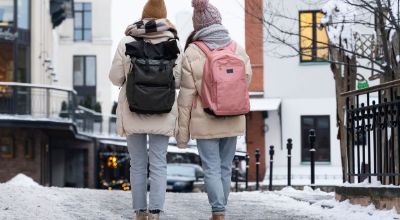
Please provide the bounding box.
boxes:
[1,175,398,220]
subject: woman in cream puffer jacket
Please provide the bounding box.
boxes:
[108,1,181,218]
[109,29,181,138]
[176,39,252,148]
[176,0,252,219]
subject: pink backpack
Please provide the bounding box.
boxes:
[194,41,250,116]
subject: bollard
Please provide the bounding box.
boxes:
[234,156,240,192]
[255,148,260,190]
[269,146,275,191]
[287,139,293,186]
[245,154,250,190]
[309,129,316,190]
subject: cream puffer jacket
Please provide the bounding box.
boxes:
[176,42,252,148]
[109,33,182,137]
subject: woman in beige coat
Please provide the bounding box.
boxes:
[109,1,181,219]
[176,0,252,219]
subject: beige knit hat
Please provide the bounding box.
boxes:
[142,0,167,19]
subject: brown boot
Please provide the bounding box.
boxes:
[134,211,148,220]
[209,212,225,220]
[148,213,160,220]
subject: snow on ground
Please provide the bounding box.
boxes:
[264,166,343,186]
[6,174,40,187]
[341,177,400,188]
[0,174,399,220]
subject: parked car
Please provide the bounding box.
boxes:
[167,145,201,165]
[166,163,204,192]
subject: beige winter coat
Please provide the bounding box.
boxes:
[176,43,252,148]
[109,32,182,137]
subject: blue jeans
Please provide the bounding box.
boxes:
[127,133,169,212]
[197,137,237,213]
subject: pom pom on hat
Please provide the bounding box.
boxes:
[192,0,209,11]
[191,0,222,31]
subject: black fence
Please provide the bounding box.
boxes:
[0,82,117,137]
[342,79,400,185]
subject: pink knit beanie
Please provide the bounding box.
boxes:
[192,0,222,31]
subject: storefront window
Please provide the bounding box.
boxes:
[16,46,28,82]
[0,42,14,82]
[0,0,14,27]
[18,0,29,29]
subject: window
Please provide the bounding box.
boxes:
[74,2,92,41]
[0,0,14,27]
[17,0,29,29]
[73,56,96,106]
[301,116,331,162]
[299,11,329,62]
[73,56,96,86]
[0,42,14,82]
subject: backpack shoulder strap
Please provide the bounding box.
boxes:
[227,41,237,53]
[193,41,212,56]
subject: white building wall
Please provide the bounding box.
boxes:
[31,0,54,85]
[54,0,113,115]
[263,0,342,184]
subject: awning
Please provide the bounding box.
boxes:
[99,140,127,147]
[250,98,281,111]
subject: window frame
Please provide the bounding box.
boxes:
[73,2,92,42]
[73,55,96,87]
[300,115,331,163]
[298,10,329,63]
[73,55,96,105]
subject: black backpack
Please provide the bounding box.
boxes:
[125,39,180,114]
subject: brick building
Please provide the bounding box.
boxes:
[245,0,275,181]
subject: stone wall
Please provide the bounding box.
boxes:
[336,186,400,213]
[0,128,48,184]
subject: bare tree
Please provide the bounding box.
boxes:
[245,0,400,182]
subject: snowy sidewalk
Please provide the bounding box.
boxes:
[0,175,399,220]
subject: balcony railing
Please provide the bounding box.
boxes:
[0,82,118,139]
[341,79,400,185]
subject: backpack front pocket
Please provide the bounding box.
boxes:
[131,84,174,113]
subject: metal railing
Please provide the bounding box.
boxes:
[341,79,400,185]
[0,82,118,138]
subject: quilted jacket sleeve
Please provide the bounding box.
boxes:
[109,39,127,87]
[173,52,183,89]
[176,52,197,148]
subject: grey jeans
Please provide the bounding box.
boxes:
[197,137,237,213]
[127,133,169,212]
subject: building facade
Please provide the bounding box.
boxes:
[0,0,115,188]
[262,0,342,185]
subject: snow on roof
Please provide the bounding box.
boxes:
[0,114,72,123]
[6,174,40,187]
[250,98,281,111]
[167,145,199,154]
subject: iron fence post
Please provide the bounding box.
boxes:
[309,129,316,190]
[269,145,275,191]
[255,148,260,190]
[234,156,239,192]
[245,154,249,190]
[287,139,293,186]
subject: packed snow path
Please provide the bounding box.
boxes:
[1,175,399,220]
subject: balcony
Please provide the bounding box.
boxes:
[0,82,119,140]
